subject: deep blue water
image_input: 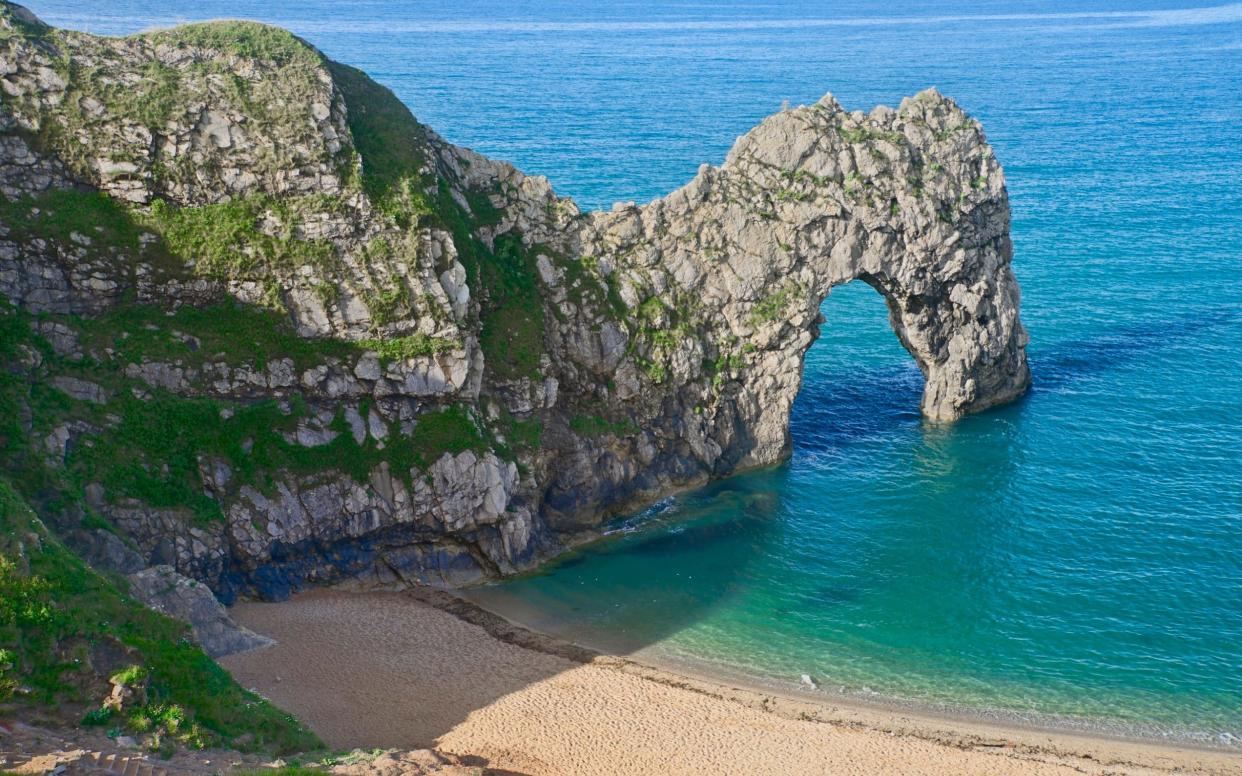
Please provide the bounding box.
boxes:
[34,0,1242,747]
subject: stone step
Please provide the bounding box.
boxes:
[58,750,155,776]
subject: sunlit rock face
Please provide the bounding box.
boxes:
[477,88,1031,529]
[0,2,1028,598]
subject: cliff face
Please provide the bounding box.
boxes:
[0,5,1029,602]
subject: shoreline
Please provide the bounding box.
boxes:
[220,588,1241,775]
[432,587,1241,762]
[452,583,1242,755]
[461,484,1242,756]
[641,650,1240,755]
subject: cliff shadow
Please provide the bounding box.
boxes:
[214,280,949,751]
[216,472,794,751]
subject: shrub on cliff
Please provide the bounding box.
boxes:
[0,479,320,754]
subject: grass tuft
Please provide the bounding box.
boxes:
[356,334,458,364]
[143,21,321,67]
[477,233,545,381]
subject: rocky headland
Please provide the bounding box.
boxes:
[0,2,1028,609]
[0,2,1036,753]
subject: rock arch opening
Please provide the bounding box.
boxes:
[538,88,1031,535]
[790,281,925,450]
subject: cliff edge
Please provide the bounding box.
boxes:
[0,4,1030,603]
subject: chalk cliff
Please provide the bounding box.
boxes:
[0,3,1029,604]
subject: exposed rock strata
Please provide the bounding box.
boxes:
[0,4,1029,602]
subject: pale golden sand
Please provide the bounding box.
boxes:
[220,590,1241,776]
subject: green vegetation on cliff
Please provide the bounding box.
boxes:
[145,21,319,66]
[570,413,637,438]
[81,300,357,372]
[146,196,341,283]
[357,333,458,363]
[328,60,548,381]
[478,233,546,381]
[0,299,489,531]
[748,283,801,325]
[556,252,627,324]
[0,189,141,253]
[0,479,319,753]
[327,61,434,214]
[1,11,333,187]
[0,185,355,310]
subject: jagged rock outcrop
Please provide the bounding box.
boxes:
[0,4,1029,602]
[127,564,274,657]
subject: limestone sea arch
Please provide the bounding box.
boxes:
[0,4,1029,595]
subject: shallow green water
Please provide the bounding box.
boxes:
[468,278,1242,746]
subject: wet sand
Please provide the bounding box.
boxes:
[220,589,1241,776]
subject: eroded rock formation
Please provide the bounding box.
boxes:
[0,4,1029,603]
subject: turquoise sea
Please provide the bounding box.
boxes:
[34,0,1242,748]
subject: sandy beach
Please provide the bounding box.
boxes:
[219,590,1240,776]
